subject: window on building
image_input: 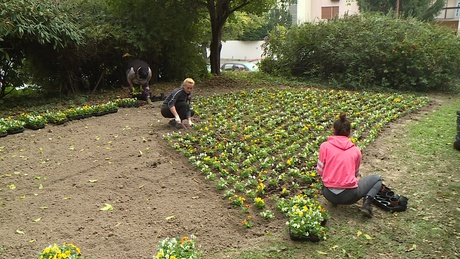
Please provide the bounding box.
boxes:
[322,6,339,20]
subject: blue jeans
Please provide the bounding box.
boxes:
[322,174,382,205]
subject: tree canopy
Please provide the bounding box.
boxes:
[0,0,288,96]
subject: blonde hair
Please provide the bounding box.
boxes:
[182,78,195,87]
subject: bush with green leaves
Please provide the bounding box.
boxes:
[262,14,460,92]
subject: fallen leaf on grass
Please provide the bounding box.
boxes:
[364,234,373,240]
[100,203,113,211]
[406,244,417,252]
[316,250,328,255]
[357,230,362,237]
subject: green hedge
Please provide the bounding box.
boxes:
[261,14,460,92]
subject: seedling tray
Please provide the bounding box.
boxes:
[373,184,408,212]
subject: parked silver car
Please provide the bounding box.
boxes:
[221,62,258,72]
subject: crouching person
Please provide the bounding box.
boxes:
[126,60,152,103]
[161,78,195,129]
[316,112,382,218]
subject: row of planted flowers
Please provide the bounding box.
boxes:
[0,98,138,138]
[37,235,201,259]
[164,87,430,241]
[34,194,328,259]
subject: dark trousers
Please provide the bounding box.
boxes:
[161,102,194,120]
[322,174,382,205]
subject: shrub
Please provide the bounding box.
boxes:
[262,14,460,92]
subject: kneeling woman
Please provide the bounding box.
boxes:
[316,112,382,218]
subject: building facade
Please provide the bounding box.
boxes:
[435,0,460,32]
[291,0,460,33]
[290,0,360,24]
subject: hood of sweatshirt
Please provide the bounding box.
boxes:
[327,135,355,150]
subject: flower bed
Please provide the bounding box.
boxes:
[164,87,430,228]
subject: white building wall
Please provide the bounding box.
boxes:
[219,40,265,61]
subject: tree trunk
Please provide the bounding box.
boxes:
[209,26,223,75]
[206,0,257,75]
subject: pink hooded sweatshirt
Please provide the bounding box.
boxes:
[316,135,362,189]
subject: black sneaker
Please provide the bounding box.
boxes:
[175,123,185,129]
[169,119,185,129]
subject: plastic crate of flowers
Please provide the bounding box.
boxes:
[155,235,202,259]
[38,242,85,259]
[115,97,139,108]
[45,111,68,125]
[3,117,25,134]
[18,113,47,130]
[277,194,330,242]
[0,119,8,137]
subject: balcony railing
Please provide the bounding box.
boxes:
[439,6,460,20]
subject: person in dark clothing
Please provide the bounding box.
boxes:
[126,60,152,103]
[161,78,195,129]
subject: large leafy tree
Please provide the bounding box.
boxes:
[0,0,84,98]
[357,0,446,21]
[106,0,207,82]
[202,0,277,75]
[238,6,293,41]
